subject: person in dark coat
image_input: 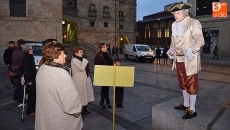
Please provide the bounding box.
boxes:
[94,43,113,109]
[22,45,37,116]
[156,47,161,64]
[3,41,15,87]
[212,46,218,60]
[162,46,169,65]
[11,39,25,106]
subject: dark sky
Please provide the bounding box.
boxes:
[137,0,187,21]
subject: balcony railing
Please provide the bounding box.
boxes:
[102,11,110,18]
[88,9,97,17]
[63,7,78,17]
[119,15,125,21]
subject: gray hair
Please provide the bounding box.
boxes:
[22,44,32,54]
[172,9,190,16]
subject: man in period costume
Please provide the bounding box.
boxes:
[167,2,205,119]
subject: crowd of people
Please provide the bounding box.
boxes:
[3,39,125,129]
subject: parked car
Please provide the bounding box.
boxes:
[25,41,43,69]
[124,44,155,62]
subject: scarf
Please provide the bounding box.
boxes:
[73,54,90,77]
[45,61,70,74]
[102,52,113,65]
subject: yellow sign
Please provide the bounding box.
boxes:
[93,65,135,130]
[93,65,135,87]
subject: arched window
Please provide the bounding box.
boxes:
[145,24,150,38]
[152,23,158,38]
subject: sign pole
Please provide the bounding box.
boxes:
[112,64,116,130]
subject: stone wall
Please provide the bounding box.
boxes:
[64,0,136,47]
[0,0,63,65]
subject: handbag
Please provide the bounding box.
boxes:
[8,66,22,78]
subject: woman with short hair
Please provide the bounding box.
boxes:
[21,45,37,116]
[35,42,83,130]
[71,46,95,117]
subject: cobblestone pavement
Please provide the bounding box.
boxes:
[0,55,229,130]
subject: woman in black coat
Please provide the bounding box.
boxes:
[94,43,114,109]
[22,45,37,116]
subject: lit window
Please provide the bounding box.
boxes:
[157,29,161,38]
[145,25,150,38]
[165,28,170,37]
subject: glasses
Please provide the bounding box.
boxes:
[78,51,83,53]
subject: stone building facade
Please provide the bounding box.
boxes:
[0,0,136,65]
[62,0,136,48]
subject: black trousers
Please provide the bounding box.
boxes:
[115,87,124,105]
[26,85,36,114]
[100,86,110,105]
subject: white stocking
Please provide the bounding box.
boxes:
[189,95,197,112]
[182,90,190,107]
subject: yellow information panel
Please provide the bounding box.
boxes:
[93,65,134,87]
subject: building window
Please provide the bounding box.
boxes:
[153,23,158,38]
[119,25,124,29]
[10,0,26,17]
[157,29,161,38]
[88,4,97,17]
[196,0,219,16]
[89,4,95,10]
[102,6,110,18]
[90,21,95,26]
[66,0,76,8]
[165,28,170,37]
[119,11,125,21]
[104,22,108,27]
[145,24,150,38]
[103,6,109,14]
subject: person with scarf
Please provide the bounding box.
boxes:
[94,43,114,109]
[71,46,95,117]
[167,3,204,119]
[35,42,83,130]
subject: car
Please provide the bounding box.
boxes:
[124,44,155,62]
[154,47,164,57]
[25,41,43,69]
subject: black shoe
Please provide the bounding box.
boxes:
[100,103,106,109]
[182,110,197,119]
[107,104,112,109]
[174,103,188,110]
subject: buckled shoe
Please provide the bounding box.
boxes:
[174,103,188,110]
[182,108,197,119]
